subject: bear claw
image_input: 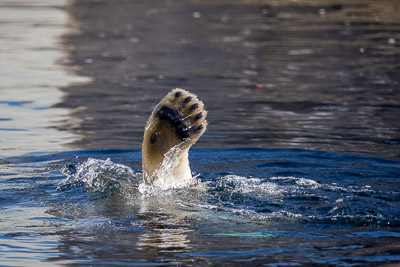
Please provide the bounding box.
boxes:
[184,96,193,104]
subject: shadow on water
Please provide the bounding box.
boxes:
[57,0,400,160]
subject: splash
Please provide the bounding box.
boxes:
[208,174,398,225]
[140,145,202,193]
[58,158,137,197]
[218,175,283,196]
[58,147,202,198]
[57,152,399,227]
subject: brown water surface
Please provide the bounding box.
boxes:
[58,0,400,160]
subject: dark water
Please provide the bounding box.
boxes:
[1,0,400,266]
[1,148,400,266]
[58,0,400,160]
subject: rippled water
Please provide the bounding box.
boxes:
[1,0,400,266]
[58,0,400,160]
[1,149,400,266]
[0,0,90,156]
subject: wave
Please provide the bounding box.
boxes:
[57,155,400,227]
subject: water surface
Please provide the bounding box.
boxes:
[0,0,400,266]
[0,0,90,156]
[1,148,400,266]
[58,0,400,160]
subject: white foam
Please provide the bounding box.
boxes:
[59,158,137,195]
[141,145,201,192]
[220,175,283,196]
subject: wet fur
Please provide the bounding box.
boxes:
[142,89,207,184]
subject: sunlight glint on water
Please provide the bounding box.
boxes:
[0,0,90,156]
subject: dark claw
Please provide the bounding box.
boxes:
[174,91,182,98]
[194,112,203,121]
[196,124,204,131]
[184,96,193,104]
[190,103,199,111]
[150,133,157,144]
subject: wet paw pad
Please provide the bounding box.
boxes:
[157,106,190,139]
[156,89,207,141]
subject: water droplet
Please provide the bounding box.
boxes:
[222,36,242,42]
[243,69,258,76]
[261,9,269,15]
[243,29,252,35]
[388,38,396,45]
[130,37,140,43]
[288,49,314,55]
[359,47,365,53]
[192,12,201,18]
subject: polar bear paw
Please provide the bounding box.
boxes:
[142,88,207,184]
[156,89,207,141]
